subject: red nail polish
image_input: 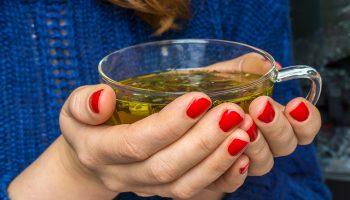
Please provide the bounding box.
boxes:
[239,162,250,174]
[289,102,309,122]
[246,122,258,142]
[228,139,248,156]
[276,62,282,69]
[219,110,243,132]
[89,89,103,113]
[258,101,275,123]
[186,98,211,119]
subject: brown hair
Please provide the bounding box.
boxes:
[108,0,190,35]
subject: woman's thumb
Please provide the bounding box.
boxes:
[62,84,116,125]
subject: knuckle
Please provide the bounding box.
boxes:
[150,157,177,183]
[171,185,196,199]
[247,144,273,165]
[251,158,274,176]
[78,134,101,169]
[119,133,149,161]
[162,121,183,138]
[273,137,297,157]
[210,161,231,174]
[247,142,267,158]
[153,113,184,139]
[195,136,214,155]
[269,119,287,139]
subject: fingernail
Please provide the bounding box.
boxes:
[246,122,258,142]
[219,110,243,132]
[258,101,275,123]
[186,98,211,119]
[289,102,309,122]
[89,89,103,113]
[239,162,250,174]
[276,62,282,69]
[228,139,248,156]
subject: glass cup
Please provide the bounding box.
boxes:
[98,39,321,124]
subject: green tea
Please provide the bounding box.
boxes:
[108,69,273,124]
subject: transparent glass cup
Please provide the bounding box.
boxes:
[98,39,321,124]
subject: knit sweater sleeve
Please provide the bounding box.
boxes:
[220,0,331,199]
[1,173,16,199]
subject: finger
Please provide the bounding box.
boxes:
[168,129,249,199]
[206,154,249,193]
[275,61,282,70]
[60,84,116,152]
[241,115,274,176]
[93,92,212,164]
[284,98,321,145]
[249,96,298,157]
[61,91,212,166]
[125,102,245,184]
[133,129,249,199]
[205,52,272,75]
[60,84,116,126]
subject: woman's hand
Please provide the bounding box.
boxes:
[238,96,321,176]
[201,53,322,177]
[10,84,251,200]
[61,85,253,199]
[193,97,321,200]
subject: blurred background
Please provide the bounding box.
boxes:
[291,0,350,199]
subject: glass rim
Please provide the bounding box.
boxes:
[98,39,277,96]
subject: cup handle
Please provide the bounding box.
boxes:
[276,65,322,105]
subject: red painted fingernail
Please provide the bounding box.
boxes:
[289,102,309,122]
[246,122,258,142]
[240,162,250,174]
[186,98,211,118]
[228,139,248,156]
[219,110,243,132]
[89,89,103,113]
[258,101,275,123]
[276,61,282,69]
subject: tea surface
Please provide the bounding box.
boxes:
[109,69,273,124]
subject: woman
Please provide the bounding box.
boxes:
[2,0,330,199]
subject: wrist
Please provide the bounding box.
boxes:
[8,135,118,199]
[57,135,119,198]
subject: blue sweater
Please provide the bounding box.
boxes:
[0,0,331,199]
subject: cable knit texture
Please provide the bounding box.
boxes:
[0,0,331,199]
